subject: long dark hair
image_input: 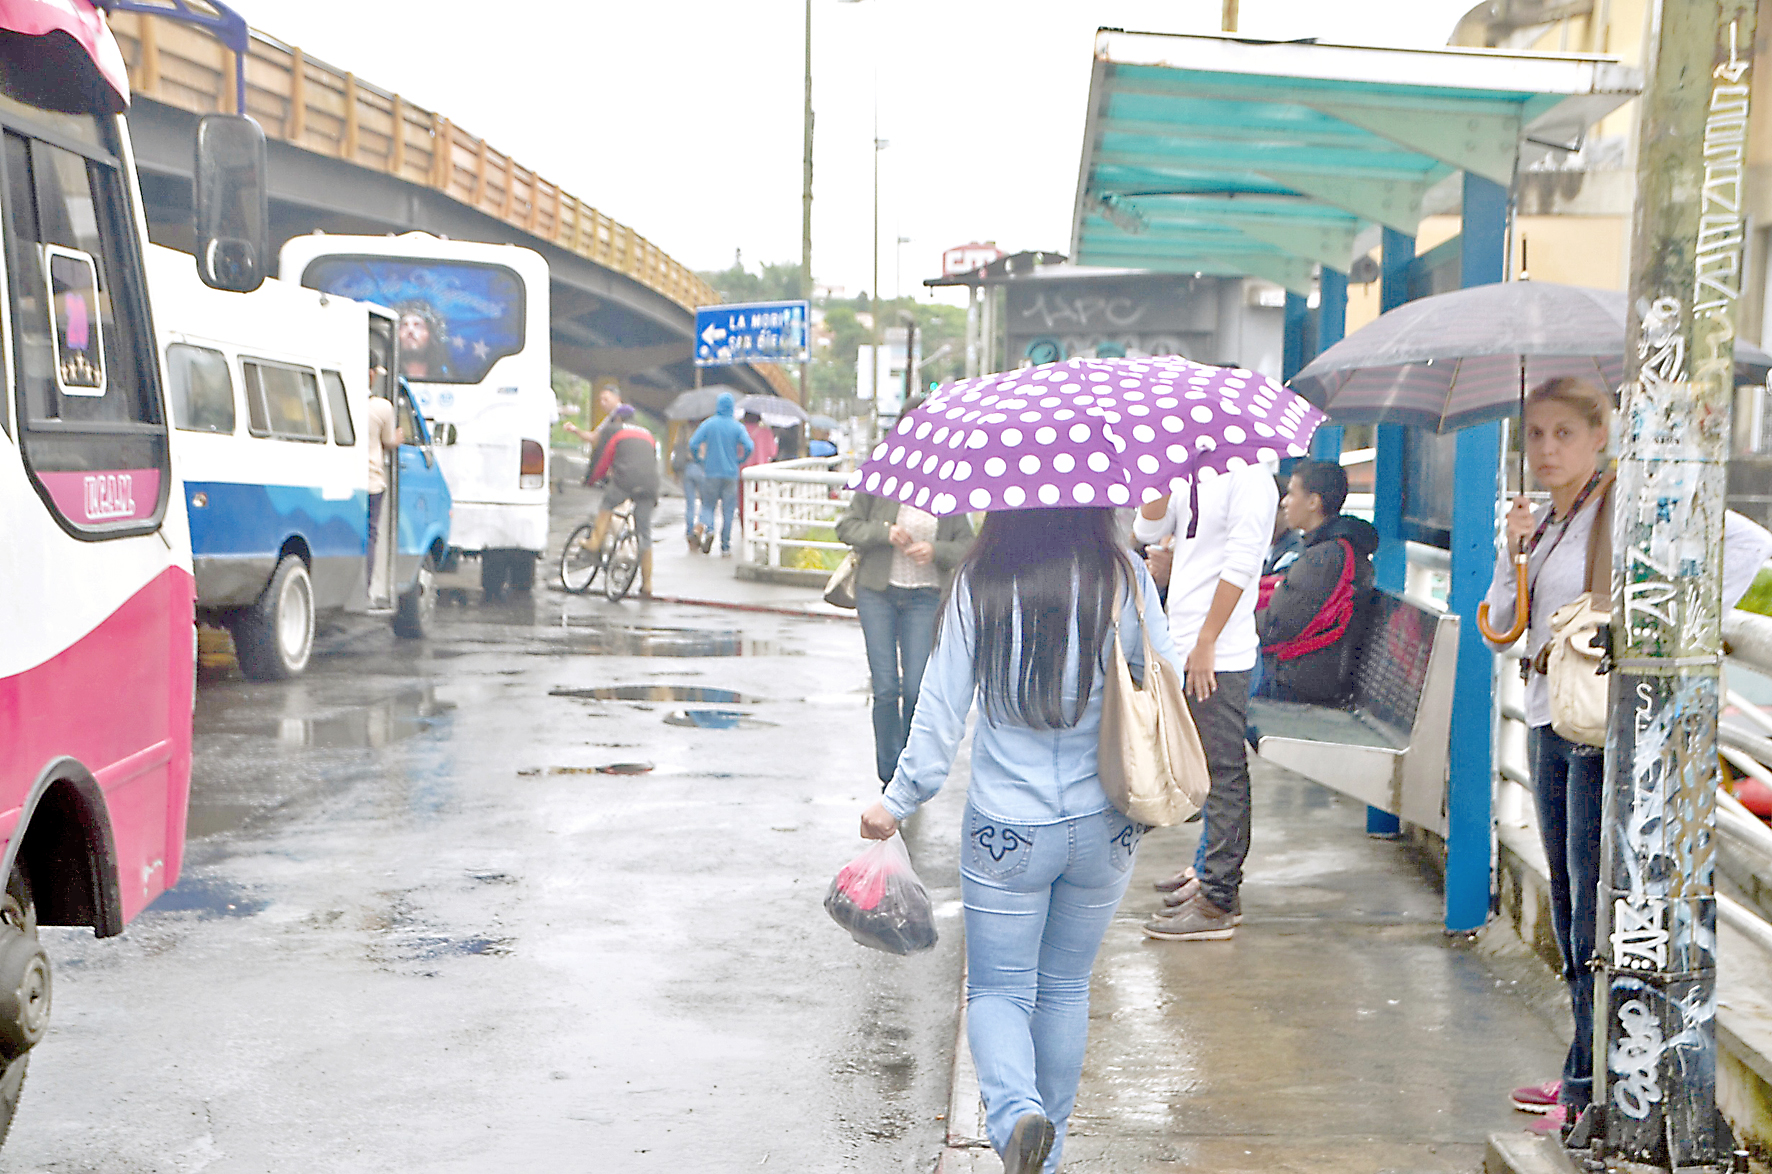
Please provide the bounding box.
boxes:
[947,508,1134,731]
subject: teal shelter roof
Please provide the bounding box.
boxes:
[1071,30,1641,293]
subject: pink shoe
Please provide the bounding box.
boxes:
[1511,1080,1560,1114]
[1529,1104,1568,1136]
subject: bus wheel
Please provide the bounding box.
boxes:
[393,557,437,639]
[506,551,536,593]
[0,868,48,1148]
[233,555,315,679]
[481,551,508,600]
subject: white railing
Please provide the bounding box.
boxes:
[740,457,853,572]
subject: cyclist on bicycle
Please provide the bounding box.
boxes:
[573,404,660,597]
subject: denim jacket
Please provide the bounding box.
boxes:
[881,559,1178,826]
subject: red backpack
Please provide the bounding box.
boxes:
[1266,538,1357,662]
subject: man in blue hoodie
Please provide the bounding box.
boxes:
[688,391,754,556]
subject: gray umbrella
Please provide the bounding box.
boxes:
[739,394,809,427]
[664,385,741,422]
[1292,282,1772,433]
[808,414,840,432]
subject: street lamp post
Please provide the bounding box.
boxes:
[801,0,813,411]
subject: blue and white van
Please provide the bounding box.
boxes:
[147,246,452,679]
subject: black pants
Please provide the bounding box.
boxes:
[1188,668,1253,915]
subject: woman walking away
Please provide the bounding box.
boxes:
[859,508,1178,1174]
[1487,378,1772,1132]
[836,485,975,785]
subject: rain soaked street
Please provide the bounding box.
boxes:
[6,498,967,1172]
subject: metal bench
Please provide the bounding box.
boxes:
[1246,590,1459,834]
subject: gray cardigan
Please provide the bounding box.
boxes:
[835,492,975,593]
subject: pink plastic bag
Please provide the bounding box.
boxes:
[824,835,938,955]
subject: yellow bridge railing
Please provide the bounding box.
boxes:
[108,12,795,399]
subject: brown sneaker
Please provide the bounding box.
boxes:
[1152,866,1196,893]
[1161,877,1201,907]
[1142,895,1238,940]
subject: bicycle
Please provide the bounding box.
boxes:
[560,501,641,601]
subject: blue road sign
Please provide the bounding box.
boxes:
[694,300,810,367]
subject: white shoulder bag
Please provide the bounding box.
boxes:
[1097,578,1210,826]
[1546,474,1614,748]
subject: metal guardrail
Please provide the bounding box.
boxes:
[1484,559,1772,946]
[106,11,795,400]
[739,458,852,572]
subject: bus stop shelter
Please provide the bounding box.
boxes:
[1069,29,1640,930]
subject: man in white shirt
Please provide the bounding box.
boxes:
[1132,461,1278,941]
[364,366,402,592]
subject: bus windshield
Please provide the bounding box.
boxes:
[300,256,524,385]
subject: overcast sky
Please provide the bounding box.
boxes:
[251,0,1480,304]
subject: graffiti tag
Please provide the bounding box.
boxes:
[1611,897,1669,970]
[1611,998,1665,1120]
[1018,294,1145,330]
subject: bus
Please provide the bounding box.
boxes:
[0,0,267,1143]
[277,233,552,597]
[147,245,453,678]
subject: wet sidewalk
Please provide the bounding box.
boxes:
[941,760,1571,1174]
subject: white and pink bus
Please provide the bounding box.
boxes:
[0,0,268,1142]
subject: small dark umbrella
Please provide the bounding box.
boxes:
[664,385,738,422]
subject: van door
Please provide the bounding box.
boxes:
[367,314,398,609]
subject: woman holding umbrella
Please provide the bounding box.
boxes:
[1484,378,1771,1131]
[851,358,1320,1173]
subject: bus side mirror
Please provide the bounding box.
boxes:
[193,114,269,293]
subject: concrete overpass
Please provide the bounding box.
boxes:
[109,11,790,412]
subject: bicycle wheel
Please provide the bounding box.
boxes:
[604,526,641,602]
[560,523,602,594]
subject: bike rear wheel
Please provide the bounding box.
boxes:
[560,524,602,594]
[604,527,641,602]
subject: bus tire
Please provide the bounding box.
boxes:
[393,557,437,640]
[233,555,315,680]
[506,550,536,592]
[0,867,46,1148]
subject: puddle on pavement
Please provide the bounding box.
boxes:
[549,685,755,704]
[147,874,266,919]
[663,709,777,730]
[261,686,453,748]
[518,762,655,776]
[547,621,788,658]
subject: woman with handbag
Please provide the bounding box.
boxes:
[836,479,976,785]
[858,508,1180,1174]
[1485,378,1772,1130]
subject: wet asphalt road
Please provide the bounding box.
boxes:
[8,520,967,1170]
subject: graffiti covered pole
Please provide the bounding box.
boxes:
[1596,0,1755,1166]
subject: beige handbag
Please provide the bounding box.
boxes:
[1546,474,1614,748]
[1098,581,1210,826]
[824,552,859,609]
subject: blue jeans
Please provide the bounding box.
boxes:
[855,585,941,783]
[682,465,706,534]
[699,476,738,551]
[962,803,1142,1173]
[1531,724,1603,1110]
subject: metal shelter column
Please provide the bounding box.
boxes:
[1310,268,1349,460]
[1282,291,1311,383]
[1446,173,1509,932]
[1373,230,1413,596]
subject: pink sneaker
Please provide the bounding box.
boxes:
[1529,1104,1568,1136]
[1511,1080,1560,1114]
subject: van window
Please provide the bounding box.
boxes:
[242,360,326,442]
[1,121,167,537]
[322,371,354,445]
[167,344,235,433]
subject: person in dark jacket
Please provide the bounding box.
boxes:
[836,487,975,785]
[1256,459,1377,704]
[580,404,661,597]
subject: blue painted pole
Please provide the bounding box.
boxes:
[1443,172,1509,933]
[1282,291,1309,383]
[1365,244,1413,838]
[1311,268,1348,461]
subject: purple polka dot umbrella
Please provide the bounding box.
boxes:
[844,357,1326,515]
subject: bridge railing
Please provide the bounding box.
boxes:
[739,458,852,575]
[107,11,795,399]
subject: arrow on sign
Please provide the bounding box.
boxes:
[701,323,727,346]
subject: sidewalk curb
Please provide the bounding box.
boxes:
[937,966,996,1173]
[1483,1130,1581,1174]
[643,593,858,620]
